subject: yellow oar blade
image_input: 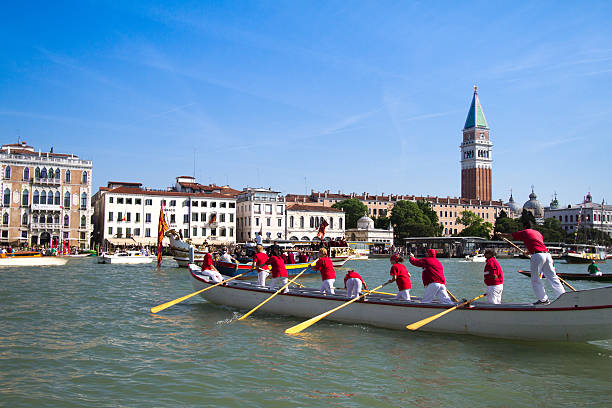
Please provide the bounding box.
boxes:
[237,270,307,321]
[405,293,486,331]
[150,272,245,314]
[557,276,577,292]
[285,283,386,335]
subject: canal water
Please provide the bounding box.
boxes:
[1,257,611,407]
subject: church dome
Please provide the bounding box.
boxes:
[357,213,375,230]
[505,192,521,215]
[523,187,544,218]
[549,194,559,210]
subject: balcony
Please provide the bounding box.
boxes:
[31,203,62,211]
[33,177,61,186]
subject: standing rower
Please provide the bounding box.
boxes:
[409,249,453,304]
[483,249,504,304]
[266,248,289,293]
[313,247,336,295]
[386,254,411,301]
[251,245,270,287]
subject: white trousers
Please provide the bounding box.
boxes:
[321,279,336,295]
[202,269,223,283]
[395,289,411,301]
[257,269,269,287]
[271,277,288,293]
[530,252,565,302]
[422,283,453,304]
[346,278,362,298]
[486,284,503,304]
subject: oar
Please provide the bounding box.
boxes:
[363,289,396,296]
[499,236,528,256]
[500,237,576,292]
[150,273,245,314]
[237,269,308,320]
[285,281,391,335]
[445,288,459,302]
[406,293,486,331]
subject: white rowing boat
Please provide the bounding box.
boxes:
[188,264,612,342]
[0,254,69,267]
[98,251,155,264]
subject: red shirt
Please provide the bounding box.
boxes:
[512,229,547,254]
[298,253,308,263]
[288,252,296,264]
[390,263,411,291]
[281,253,288,263]
[484,257,504,286]
[202,253,213,270]
[344,270,365,286]
[409,256,446,286]
[253,252,269,270]
[313,256,336,280]
[266,255,288,278]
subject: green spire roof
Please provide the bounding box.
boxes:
[464,86,488,129]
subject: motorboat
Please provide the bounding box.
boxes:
[98,251,155,264]
[0,251,68,267]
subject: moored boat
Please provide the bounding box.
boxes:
[188,264,612,341]
[0,251,68,267]
[463,253,486,262]
[564,244,607,264]
[518,269,612,282]
[98,251,155,264]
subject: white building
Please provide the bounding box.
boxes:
[345,214,394,247]
[236,187,285,242]
[544,193,612,237]
[0,141,93,249]
[286,204,345,241]
[93,180,237,247]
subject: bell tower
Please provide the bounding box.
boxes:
[460,86,492,201]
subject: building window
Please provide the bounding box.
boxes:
[277,218,282,227]
[201,227,206,236]
[54,191,60,205]
[108,212,113,221]
[47,190,53,204]
[192,201,198,207]
[134,213,139,222]
[254,204,261,214]
[126,198,132,204]
[265,204,272,214]
[220,228,226,237]
[211,228,216,236]
[145,199,152,205]
[339,218,343,229]
[81,171,88,184]
[170,214,175,223]
[267,218,271,227]
[21,230,27,238]
[201,201,207,207]
[220,213,226,222]
[81,193,87,209]
[65,170,71,183]
[145,228,151,237]
[183,214,189,223]
[64,192,70,208]
[211,202,217,208]
[118,212,123,222]
[2,213,8,225]
[290,216,294,228]
[21,189,29,206]
[170,200,176,207]
[117,197,123,204]
[64,215,69,227]
[126,213,131,222]
[229,214,234,222]
[229,228,234,237]
[80,215,86,228]
[117,227,122,237]
[201,213,206,222]
[277,205,283,215]
[35,167,40,179]
[192,227,197,237]
[126,228,132,237]
[300,216,304,228]
[23,167,29,180]
[192,213,198,222]
[22,213,28,225]
[229,203,235,208]
[255,217,259,226]
[330,217,334,229]
[55,169,60,179]
[109,197,113,203]
[145,213,151,223]
[310,217,314,228]
[33,190,39,204]
[4,166,10,179]
[3,189,10,206]
[220,202,226,208]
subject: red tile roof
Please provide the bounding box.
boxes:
[287,204,343,213]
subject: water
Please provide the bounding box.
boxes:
[1,257,611,407]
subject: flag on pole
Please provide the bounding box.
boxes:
[208,213,217,225]
[316,219,329,241]
[157,204,169,267]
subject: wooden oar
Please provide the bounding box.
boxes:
[363,289,396,296]
[285,281,390,335]
[238,269,309,320]
[499,236,528,256]
[406,293,486,331]
[150,273,245,314]
[445,288,459,302]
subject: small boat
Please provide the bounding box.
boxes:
[98,251,155,264]
[189,264,612,341]
[168,232,207,267]
[564,244,607,264]
[463,253,486,262]
[518,269,612,282]
[215,259,317,279]
[328,246,357,267]
[0,251,68,267]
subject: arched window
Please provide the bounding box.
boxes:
[33,214,38,224]
[310,216,314,228]
[54,192,60,205]
[4,166,10,179]
[80,215,86,227]
[55,169,60,179]
[3,188,10,206]
[22,213,28,225]
[35,167,40,179]
[63,214,69,227]
[22,189,28,206]
[46,215,52,223]
[49,168,54,178]
[47,190,54,204]
[64,192,70,208]
[23,167,30,180]
[33,190,39,205]
[339,218,343,230]
[300,216,304,228]
[41,168,47,178]
[82,171,88,184]
[65,170,71,183]
[2,213,8,224]
[315,217,320,228]
[289,216,294,228]
[329,217,334,230]
[81,192,87,208]
[54,214,59,224]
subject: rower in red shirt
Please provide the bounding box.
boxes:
[266,248,289,293]
[344,269,367,298]
[313,247,336,294]
[251,245,270,287]
[200,250,223,283]
[386,254,412,300]
[409,249,453,304]
[298,251,308,263]
[287,251,296,265]
[483,249,504,304]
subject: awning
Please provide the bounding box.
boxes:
[106,237,137,246]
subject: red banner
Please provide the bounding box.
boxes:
[157,204,169,267]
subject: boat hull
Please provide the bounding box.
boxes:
[0,256,69,267]
[189,266,612,341]
[98,255,155,264]
[565,253,606,264]
[215,261,316,279]
[518,269,612,282]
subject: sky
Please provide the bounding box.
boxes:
[1,1,611,207]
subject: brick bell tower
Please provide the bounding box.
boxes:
[460,85,492,201]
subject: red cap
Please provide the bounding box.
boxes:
[427,249,437,258]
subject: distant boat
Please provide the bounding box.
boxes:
[0,251,68,267]
[464,253,486,262]
[518,269,612,282]
[564,244,607,264]
[98,251,154,264]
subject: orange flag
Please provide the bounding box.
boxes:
[157,203,169,267]
[316,219,329,241]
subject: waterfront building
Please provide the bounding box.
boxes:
[345,213,393,247]
[285,204,345,241]
[460,86,492,201]
[522,186,544,222]
[544,192,612,237]
[285,192,506,237]
[236,187,285,242]
[0,141,93,249]
[92,177,237,247]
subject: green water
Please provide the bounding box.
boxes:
[1,257,611,407]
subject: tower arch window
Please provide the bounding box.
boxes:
[4,166,10,179]
[35,167,40,179]
[22,213,28,225]
[47,190,54,204]
[80,215,86,228]
[2,213,8,225]
[82,171,88,184]
[23,167,30,180]
[47,215,52,223]
[55,169,60,179]
[81,193,87,208]
[310,216,314,228]
[54,214,59,224]
[49,168,54,178]
[65,170,71,183]
[41,168,47,178]
[63,214,69,227]
[4,188,11,206]
[64,192,70,208]
[33,190,39,204]
[54,192,60,205]
[22,189,29,206]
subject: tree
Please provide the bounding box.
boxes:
[494,211,520,234]
[416,200,443,236]
[374,216,390,229]
[455,211,493,238]
[390,200,440,240]
[537,217,565,242]
[332,198,368,229]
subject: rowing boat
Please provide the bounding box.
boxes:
[0,252,69,267]
[188,264,612,341]
[215,260,316,279]
[518,269,612,282]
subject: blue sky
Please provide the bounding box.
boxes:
[1,1,611,207]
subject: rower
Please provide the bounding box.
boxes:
[409,249,453,304]
[200,249,223,283]
[313,247,336,295]
[265,248,289,293]
[344,269,367,298]
[588,260,602,276]
[251,245,269,287]
[386,254,411,301]
[483,249,504,304]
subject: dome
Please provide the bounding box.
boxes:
[505,192,521,215]
[549,193,559,210]
[523,187,544,218]
[357,213,375,230]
